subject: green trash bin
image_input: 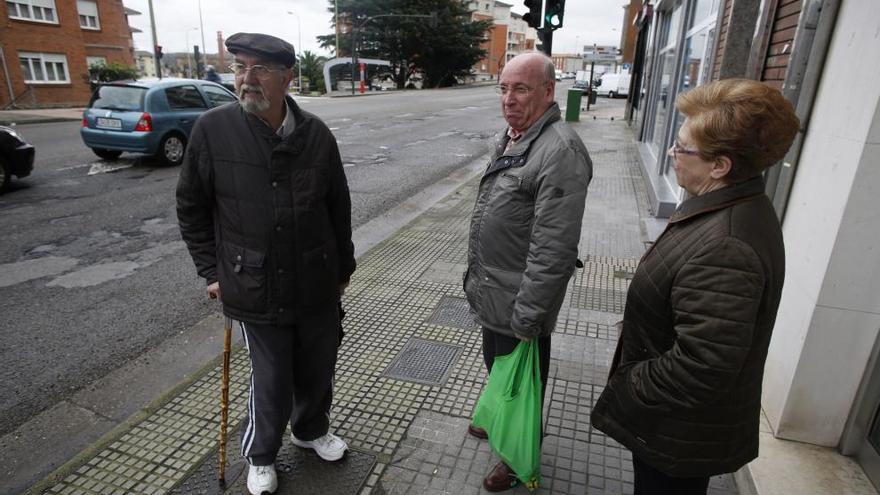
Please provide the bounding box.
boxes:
[565,88,582,122]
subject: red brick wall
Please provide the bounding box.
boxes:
[760,0,802,89]
[711,0,734,80]
[0,0,135,107]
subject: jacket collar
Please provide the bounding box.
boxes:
[669,176,767,224]
[494,102,561,158]
[240,96,312,155]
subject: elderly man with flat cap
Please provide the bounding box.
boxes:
[176,32,355,495]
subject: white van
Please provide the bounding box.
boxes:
[596,73,632,98]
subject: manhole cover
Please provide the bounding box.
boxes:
[170,422,376,494]
[383,338,462,386]
[427,295,476,330]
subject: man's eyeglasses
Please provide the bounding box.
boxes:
[228,63,285,80]
[669,140,701,159]
[494,83,544,96]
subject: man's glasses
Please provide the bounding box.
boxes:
[669,140,701,159]
[228,63,285,80]
[494,83,545,96]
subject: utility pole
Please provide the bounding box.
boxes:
[198,0,207,78]
[334,0,340,56]
[147,0,161,78]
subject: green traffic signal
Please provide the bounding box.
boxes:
[544,0,564,30]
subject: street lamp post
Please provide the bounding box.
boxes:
[184,27,198,77]
[286,11,303,93]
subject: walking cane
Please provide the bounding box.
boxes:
[219,315,232,486]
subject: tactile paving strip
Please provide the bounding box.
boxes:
[426,295,477,330]
[382,338,463,386]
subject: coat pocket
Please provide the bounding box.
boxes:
[219,241,268,312]
[479,266,522,330]
[299,241,338,306]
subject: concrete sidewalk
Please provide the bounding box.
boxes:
[0,107,84,126]
[23,100,739,495]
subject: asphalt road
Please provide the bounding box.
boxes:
[0,84,526,437]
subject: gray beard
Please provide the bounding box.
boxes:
[238,84,271,114]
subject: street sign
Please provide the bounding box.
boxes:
[583,45,618,62]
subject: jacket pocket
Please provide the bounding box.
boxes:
[491,172,532,225]
[479,266,522,330]
[299,241,338,306]
[218,241,268,313]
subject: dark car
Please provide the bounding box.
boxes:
[0,125,35,192]
[80,78,237,166]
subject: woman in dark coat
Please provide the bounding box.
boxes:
[591,79,800,494]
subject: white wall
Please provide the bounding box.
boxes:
[762,0,880,446]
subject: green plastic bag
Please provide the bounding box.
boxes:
[472,340,543,490]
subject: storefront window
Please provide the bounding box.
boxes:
[691,0,720,28]
[651,51,676,155]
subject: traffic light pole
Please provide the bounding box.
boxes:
[539,28,553,56]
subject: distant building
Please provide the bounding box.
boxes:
[467,0,537,82]
[550,53,583,74]
[0,0,141,108]
[134,50,156,78]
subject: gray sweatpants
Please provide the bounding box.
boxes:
[239,307,339,466]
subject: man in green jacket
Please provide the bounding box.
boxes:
[464,52,592,492]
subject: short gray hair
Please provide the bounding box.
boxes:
[540,54,555,83]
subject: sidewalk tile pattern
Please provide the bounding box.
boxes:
[34,109,739,495]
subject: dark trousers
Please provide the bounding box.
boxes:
[239,307,339,466]
[632,456,710,495]
[481,330,552,407]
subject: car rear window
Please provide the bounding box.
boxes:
[165,85,208,110]
[89,85,147,111]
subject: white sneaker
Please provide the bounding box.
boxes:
[290,431,348,461]
[246,464,277,495]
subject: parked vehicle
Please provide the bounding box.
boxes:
[596,73,632,98]
[0,125,35,192]
[80,78,237,166]
[218,73,236,92]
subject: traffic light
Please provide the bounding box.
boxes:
[155,45,163,59]
[522,0,543,29]
[544,0,565,30]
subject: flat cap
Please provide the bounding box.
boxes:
[225,32,296,68]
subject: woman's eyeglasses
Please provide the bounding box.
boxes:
[669,140,701,159]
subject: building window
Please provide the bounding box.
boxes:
[86,56,106,67]
[6,0,57,24]
[19,52,70,83]
[76,0,99,29]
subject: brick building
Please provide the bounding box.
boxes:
[0,0,140,108]
[467,0,537,82]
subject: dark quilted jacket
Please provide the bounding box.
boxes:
[591,176,785,477]
[176,97,355,326]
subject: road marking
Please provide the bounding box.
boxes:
[56,163,93,171]
[87,162,134,175]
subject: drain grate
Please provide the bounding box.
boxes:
[169,422,376,495]
[383,338,462,386]
[427,295,476,330]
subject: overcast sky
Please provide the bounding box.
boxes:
[126,0,630,58]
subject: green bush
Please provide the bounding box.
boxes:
[87,62,140,91]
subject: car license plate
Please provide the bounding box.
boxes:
[96,117,122,129]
